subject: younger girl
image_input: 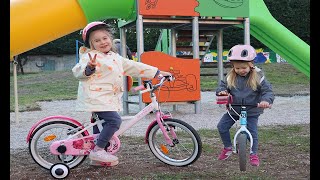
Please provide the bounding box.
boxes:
[215,44,274,166]
[72,21,171,166]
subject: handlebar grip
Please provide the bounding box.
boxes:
[131,85,145,93]
[216,94,233,104]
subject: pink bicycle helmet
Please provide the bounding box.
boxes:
[227,44,257,61]
[81,21,111,47]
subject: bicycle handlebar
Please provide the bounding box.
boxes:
[228,104,258,107]
[131,75,174,94]
[216,94,271,109]
[230,103,272,109]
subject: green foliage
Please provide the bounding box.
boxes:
[26,31,83,55]
[23,0,309,55]
[264,0,310,45]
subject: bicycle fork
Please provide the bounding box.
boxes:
[155,111,177,147]
[233,107,254,154]
[233,126,253,154]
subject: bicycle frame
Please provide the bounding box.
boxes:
[45,77,178,157]
[216,95,254,154]
[63,94,175,147]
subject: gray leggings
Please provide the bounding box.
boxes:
[92,111,122,148]
[217,113,259,154]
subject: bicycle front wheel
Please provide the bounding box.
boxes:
[29,121,87,170]
[238,133,247,171]
[147,118,202,166]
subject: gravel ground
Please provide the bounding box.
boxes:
[10,92,310,151]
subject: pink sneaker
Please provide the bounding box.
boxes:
[218,147,233,160]
[250,154,260,166]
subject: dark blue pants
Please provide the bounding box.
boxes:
[93,111,122,148]
[217,113,259,154]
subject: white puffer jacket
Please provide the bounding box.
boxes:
[72,47,158,112]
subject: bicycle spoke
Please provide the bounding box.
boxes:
[147,119,202,166]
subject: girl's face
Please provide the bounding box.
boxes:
[232,61,252,76]
[89,29,112,53]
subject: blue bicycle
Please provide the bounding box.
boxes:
[217,95,260,171]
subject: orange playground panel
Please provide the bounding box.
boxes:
[139,0,199,17]
[140,51,201,103]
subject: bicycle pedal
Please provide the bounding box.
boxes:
[90,160,119,167]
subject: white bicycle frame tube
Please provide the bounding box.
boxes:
[64,76,177,146]
[65,95,158,140]
[114,95,158,136]
[66,120,105,140]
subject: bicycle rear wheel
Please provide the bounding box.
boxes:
[238,133,247,171]
[147,118,202,166]
[29,121,87,170]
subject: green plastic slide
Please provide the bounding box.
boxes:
[249,0,310,77]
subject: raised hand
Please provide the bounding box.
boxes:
[88,53,97,69]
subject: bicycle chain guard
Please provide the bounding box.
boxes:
[104,135,121,154]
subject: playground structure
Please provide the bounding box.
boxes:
[10,0,310,117]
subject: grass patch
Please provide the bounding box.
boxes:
[10,71,78,112]
[259,125,310,152]
[10,124,309,179]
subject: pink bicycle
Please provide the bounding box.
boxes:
[26,75,202,179]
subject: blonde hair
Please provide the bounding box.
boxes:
[89,28,117,53]
[226,61,261,91]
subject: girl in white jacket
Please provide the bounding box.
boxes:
[72,21,171,166]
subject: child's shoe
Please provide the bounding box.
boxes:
[90,159,119,167]
[89,150,119,166]
[249,154,260,166]
[218,147,233,160]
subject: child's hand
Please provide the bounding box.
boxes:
[157,71,173,81]
[217,90,229,96]
[257,101,272,108]
[88,53,97,69]
[160,71,172,77]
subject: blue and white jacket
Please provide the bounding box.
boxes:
[216,67,274,117]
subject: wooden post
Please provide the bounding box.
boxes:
[13,56,20,124]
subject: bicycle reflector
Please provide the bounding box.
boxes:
[44,134,57,142]
[160,144,169,154]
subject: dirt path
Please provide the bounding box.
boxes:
[10,92,310,179]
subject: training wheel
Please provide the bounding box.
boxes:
[50,163,70,179]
